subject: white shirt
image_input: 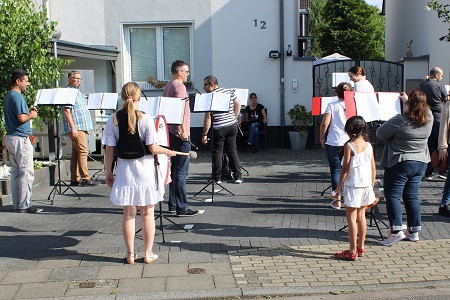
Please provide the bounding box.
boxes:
[324,100,349,147]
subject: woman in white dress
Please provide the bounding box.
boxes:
[348,66,375,92]
[103,82,176,264]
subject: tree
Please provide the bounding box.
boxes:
[310,0,385,60]
[309,0,327,56]
[426,0,450,42]
[0,0,69,133]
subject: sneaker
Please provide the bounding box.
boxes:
[423,171,433,180]
[168,208,176,215]
[404,231,419,242]
[215,180,222,185]
[438,204,450,217]
[16,206,43,213]
[381,231,406,246]
[177,209,200,217]
[82,179,98,186]
[438,172,447,179]
[234,178,243,184]
[70,181,79,186]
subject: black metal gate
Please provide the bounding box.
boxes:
[313,60,403,97]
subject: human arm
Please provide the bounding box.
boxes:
[261,108,268,123]
[202,112,211,144]
[63,107,78,138]
[233,98,241,119]
[371,149,376,188]
[438,102,450,161]
[319,113,331,149]
[17,107,38,123]
[104,146,115,188]
[148,144,176,157]
[333,143,351,196]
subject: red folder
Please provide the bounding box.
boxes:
[343,91,356,119]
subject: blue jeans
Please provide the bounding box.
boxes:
[325,145,343,190]
[383,160,426,232]
[213,124,241,181]
[168,134,190,212]
[426,117,440,175]
[247,123,260,148]
[441,148,450,206]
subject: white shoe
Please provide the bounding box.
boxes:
[404,231,419,242]
[381,231,406,246]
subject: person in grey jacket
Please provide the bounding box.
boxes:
[376,90,432,247]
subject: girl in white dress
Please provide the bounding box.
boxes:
[332,116,376,260]
[103,82,176,264]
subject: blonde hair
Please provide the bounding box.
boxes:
[114,82,143,134]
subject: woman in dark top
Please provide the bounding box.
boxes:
[244,92,267,152]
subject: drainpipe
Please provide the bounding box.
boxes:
[279,0,286,148]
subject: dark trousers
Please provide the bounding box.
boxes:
[213,123,241,181]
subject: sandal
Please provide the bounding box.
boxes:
[125,252,137,264]
[357,248,365,257]
[143,253,159,264]
[330,199,342,210]
[335,250,358,261]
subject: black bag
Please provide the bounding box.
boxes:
[116,109,151,159]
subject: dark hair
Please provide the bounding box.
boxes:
[404,90,430,126]
[335,82,353,99]
[345,116,368,144]
[68,70,80,78]
[203,75,218,86]
[11,69,29,86]
[249,92,257,99]
[348,66,366,77]
[171,60,188,75]
[430,67,443,77]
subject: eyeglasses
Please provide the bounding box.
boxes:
[179,70,189,74]
[70,77,82,80]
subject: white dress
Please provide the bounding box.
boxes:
[102,114,164,206]
[342,142,376,208]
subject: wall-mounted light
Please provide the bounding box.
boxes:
[286,45,292,56]
[269,50,280,59]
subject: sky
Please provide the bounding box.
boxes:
[365,0,383,10]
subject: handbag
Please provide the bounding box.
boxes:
[430,149,448,174]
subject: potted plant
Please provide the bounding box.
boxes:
[286,104,313,151]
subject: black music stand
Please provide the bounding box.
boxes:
[47,106,80,203]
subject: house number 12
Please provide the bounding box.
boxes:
[253,19,267,29]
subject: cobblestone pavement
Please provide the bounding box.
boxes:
[0,146,449,299]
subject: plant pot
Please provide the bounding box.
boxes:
[289,131,308,151]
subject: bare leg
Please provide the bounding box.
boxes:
[346,207,358,254]
[123,206,137,263]
[357,206,367,251]
[139,205,156,257]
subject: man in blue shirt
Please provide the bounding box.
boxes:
[62,70,97,186]
[4,69,42,213]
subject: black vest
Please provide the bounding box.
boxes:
[116,109,151,159]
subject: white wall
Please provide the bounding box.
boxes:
[386,0,450,83]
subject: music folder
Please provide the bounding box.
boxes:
[138,96,186,125]
[193,92,230,112]
[34,88,78,106]
[87,93,118,110]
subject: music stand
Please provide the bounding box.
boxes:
[192,92,235,202]
[34,88,82,203]
[87,93,118,180]
[338,204,389,240]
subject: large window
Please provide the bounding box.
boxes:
[124,24,191,88]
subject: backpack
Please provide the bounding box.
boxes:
[115,109,151,159]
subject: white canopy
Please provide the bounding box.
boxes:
[313,53,351,65]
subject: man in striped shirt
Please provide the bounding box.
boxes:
[62,70,97,187]
[201,75,242,184]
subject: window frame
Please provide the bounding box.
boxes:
[122,22,194,90]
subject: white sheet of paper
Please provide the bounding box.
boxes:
[354,92,379,122]
[87,93,103,109]
[35,88,78,106]
[159,97,186,124]
[210,92,231,112]
[234,88,249,105]
[321,96,339,114]
[445,85,450,94]
[377,92,401,121]
[332,73,354,88]
[101,93,118,110]
[193,94,213,112]
[138,97,159,116]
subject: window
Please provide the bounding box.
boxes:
[123,24,191,89]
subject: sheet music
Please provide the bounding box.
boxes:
[354,92,379,122]
[138,96,159,116]
[159,97,186,124]
[332,73,354,88]
[87,93,103,109]
[34,88,78,106]
[234,88,249,105]
[101,93,118,109]
[210,92,231,112]
[378,92,401,121]
[193,94,213,112]
[321,96,339,114]
[445,85,450,94]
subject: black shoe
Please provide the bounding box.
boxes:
[16,206,43,213]
[438,204,450,217]
[70,181,79,186]
[177,209,200,217]
[82,179,98,186]
[168,208,177,215]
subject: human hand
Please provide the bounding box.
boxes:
[106,172,114,188]
[320,139,326,149]
[399,92,408,103]
[439,149,448,161]
[71,129,79,138]
[202,135,208,145]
